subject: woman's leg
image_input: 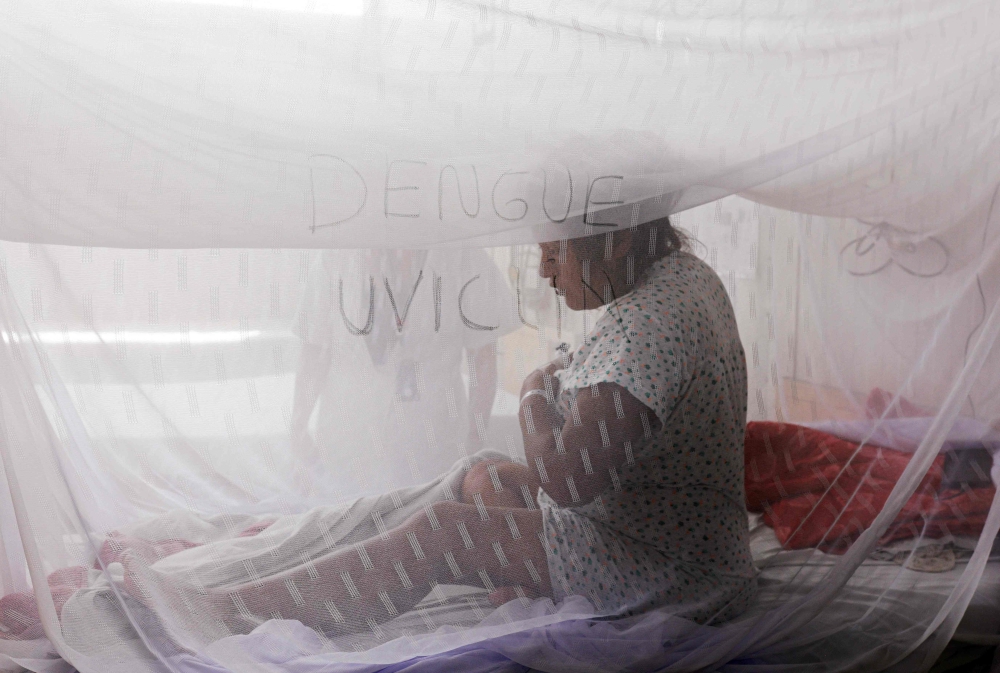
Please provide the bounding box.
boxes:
[461,460,548,604]
[127,499,551,634]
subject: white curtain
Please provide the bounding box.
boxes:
[0,1,998,671]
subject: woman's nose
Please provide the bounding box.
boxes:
[538,243,561,278]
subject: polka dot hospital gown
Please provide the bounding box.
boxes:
[539,252,757,623]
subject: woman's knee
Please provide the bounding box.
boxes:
[461,460,532,508]
[461,461,494,503]
[461,460,508,505]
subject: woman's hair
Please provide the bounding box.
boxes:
[568,216,688,263]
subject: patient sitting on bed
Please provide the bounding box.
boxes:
[5,218,754,639]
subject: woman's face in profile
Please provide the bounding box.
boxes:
[538,241,589,311]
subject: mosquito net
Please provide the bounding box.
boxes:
[0,1,999,671]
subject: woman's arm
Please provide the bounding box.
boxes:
[519,379,660,508]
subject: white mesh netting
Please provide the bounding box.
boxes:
[0,1,999,671]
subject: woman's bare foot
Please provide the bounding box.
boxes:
[0,566,89,640]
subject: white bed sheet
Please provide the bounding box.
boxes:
[748,516,1000,644]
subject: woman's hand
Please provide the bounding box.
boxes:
[520,353,573,399]
[520,379,661,509]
